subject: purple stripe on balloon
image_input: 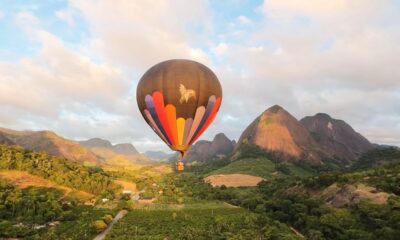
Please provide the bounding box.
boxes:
[145,94,171,145]
[144,110,169,144]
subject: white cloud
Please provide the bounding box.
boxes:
[70,0,212,70]
[237,15,252,25]
[55,8,75,26]
[213,43,229,56]
[14,11,39,31]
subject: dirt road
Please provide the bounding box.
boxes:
[93,210,128,240]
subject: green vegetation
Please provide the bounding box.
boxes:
[41,206,116,240]
[178,145,400,240]
[210,157,276,178]
[352,147,400,169]
[106,208,299,240]
[0,144,120,196]
[1,141,400,239]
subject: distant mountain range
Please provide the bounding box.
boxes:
[237,105,374,164]
[0,128,99,164]
[0,104,391,167]
[144,150,175,161]
[0,128,150,166]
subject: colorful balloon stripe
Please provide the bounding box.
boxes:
[190,95,216,143]
[143,93,221,149]
[190,97,221,145]
[145,95,171,145]
[182,118,193,146]
[143,109,169,144]
[165,104,178,145]
[185,106,206,145]
[176,118,185,145]
[153,91,175,145]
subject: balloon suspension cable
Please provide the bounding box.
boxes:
[176,151,185,171]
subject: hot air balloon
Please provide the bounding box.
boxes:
[137,59,222,171]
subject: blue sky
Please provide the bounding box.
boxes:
[0,0,399,152]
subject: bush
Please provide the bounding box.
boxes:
[93,220,107,233]
[102,214,114,224]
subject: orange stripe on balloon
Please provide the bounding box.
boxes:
[144,109,169,144]
[152,91,175,145]
[176,118,185,145]
[165,104,178,145]
[190,97,221,145]
[185,106,205,145]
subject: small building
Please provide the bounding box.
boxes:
[122,190,132,195]
[102,198,109,203]
[48,221,60,227]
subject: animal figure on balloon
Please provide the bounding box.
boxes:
[179,84,196,104]
[136,59,222,171]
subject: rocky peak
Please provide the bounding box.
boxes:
[112,143,138,155]
[184,133,236,162]
[79,138,113,149]
[300,113,373,161]
[237,105,323,163]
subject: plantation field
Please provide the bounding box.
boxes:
[105,207,271,240]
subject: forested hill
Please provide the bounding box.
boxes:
[0,145,120,196]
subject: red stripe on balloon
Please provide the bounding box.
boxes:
[152,91,175,145]
[190,97,221,145]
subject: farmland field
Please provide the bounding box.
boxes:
[105,206,274,239]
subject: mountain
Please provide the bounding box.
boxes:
[79,137,146,166]
[184,133,235,162]
[0,132,14,145]
[79,138,138,156]
[79,137,113,149]
[300,113,373,161]
[0,128,99,164]
[237,105,323,163]
[112,143,138,155]
[144,150,174,161]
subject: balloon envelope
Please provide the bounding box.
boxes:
[137,59,222,158]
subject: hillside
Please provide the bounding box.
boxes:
[144,150,174,161]
[0,170,93,201]
[0,144,120,195]
[0,128,99,164]
[237,105,323,164]
[301,113,373,161]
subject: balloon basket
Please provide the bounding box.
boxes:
[176,161,184,171]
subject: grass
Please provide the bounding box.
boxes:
[209,157,277,179]
[208,157,315,180]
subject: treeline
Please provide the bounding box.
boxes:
[0,178,114,239]
[0,145,120,196]
[0,180,66,238]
